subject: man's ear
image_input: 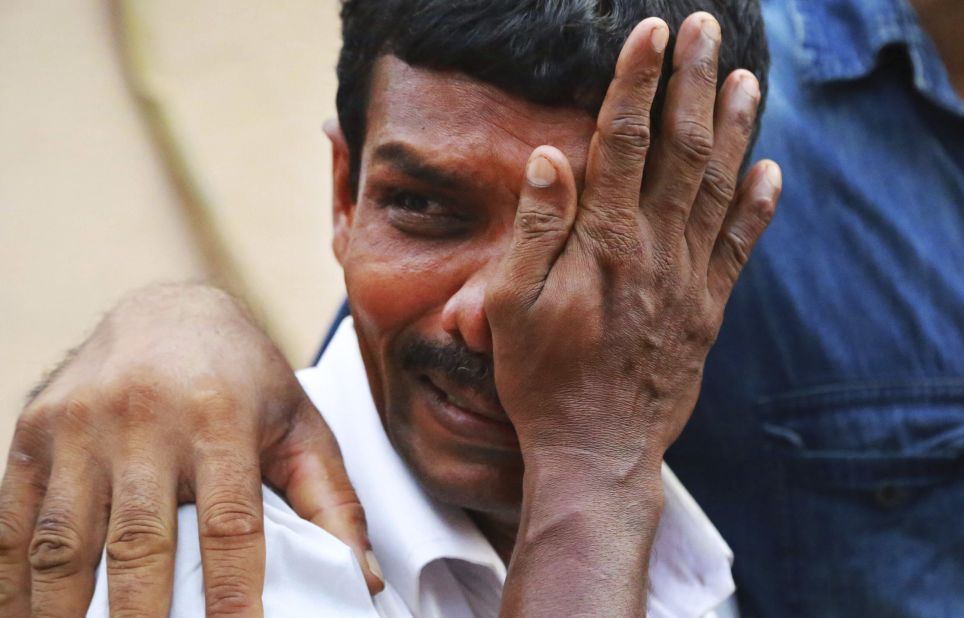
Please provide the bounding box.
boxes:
[324,118,355,266]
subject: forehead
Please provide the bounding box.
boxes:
[362,55,596,186]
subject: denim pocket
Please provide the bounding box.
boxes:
[756,379,964,617]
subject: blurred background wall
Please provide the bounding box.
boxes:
[0,0,347,464]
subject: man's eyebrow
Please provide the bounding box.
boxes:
[370,142,469,191]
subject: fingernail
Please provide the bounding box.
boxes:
[365,549,384,581]
[526,154,557,188]
[701,16,721,43]
[651,24,669,53]
[738,73,760,102]
[764,162,782,190]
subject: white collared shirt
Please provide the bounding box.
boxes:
[87,319,738,617]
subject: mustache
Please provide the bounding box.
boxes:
[399,336,501,404]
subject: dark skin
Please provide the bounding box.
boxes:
[342,15,778,612]
[0,12,780,617]
[0,285,383,617]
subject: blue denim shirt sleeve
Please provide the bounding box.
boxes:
[665,0,964,616]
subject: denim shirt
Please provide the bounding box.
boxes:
[666,0,964,616]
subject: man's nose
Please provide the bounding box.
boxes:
[440,268,494,355]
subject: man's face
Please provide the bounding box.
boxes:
[332,56,596,518]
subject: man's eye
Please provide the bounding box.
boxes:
[382,191,470,238]
[391,192,436,213]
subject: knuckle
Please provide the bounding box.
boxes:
[29,514,84,577]
[517,209,567,240]
[189,392,250,442]
[670,119,714,165]
[205,577,258,616]
[724,227,753,268]
[111,374,162,403]
[602,113,652,155]
[199,495,263,545]
[186,388,239,419]
[61,397,95,433]
[13,407,50,443]
[103,375,164,424]
[9,414,51,466]
[335,502,368,530]
[106,508,172,567]
[315,501,369,541]
[700,162,737,206]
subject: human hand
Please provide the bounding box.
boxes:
[0,283,382,618]
[486,13,781,470]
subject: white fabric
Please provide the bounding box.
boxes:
[87,318,738,617]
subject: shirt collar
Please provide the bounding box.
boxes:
[300,318,736,617]
[789,0,963,113]
[301,319,505,614]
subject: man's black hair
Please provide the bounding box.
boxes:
[337,0,769,193]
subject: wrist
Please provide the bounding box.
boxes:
[511,390,694,474]
[509,450,664,596]
[520,447,665,531]
[519,426,668,483]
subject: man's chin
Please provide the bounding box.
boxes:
[411,453,525,518]
[384,412,525,515]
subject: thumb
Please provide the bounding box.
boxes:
[262,396,385,594]
[493,146,578,310]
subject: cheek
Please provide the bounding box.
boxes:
[342,203,517,338]
[342,213,460,333]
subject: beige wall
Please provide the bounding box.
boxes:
[0,1,346,465]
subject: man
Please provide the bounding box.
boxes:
[301,1,964,613]
[0,1,778,616]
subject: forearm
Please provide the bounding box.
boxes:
[500,451,664,617]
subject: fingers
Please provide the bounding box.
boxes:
[0,418,48,616]
[194,445,265,617]
[30,448,108,617]
[640,12,722,238]
[708,160,782,301]
[490,147,578,311]
[263,398,385,594]
[104,458,177,618]
[686,69,762,263]
[580,17,668,250]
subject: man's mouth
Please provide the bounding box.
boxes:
[420,373,511,425]
[417,372,518,448]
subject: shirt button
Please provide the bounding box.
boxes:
[874,483,906,509]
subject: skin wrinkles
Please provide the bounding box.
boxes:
[472,91,592,167]
[369,143,482,193]
[378,57,596,155]
[366,57,596,195]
